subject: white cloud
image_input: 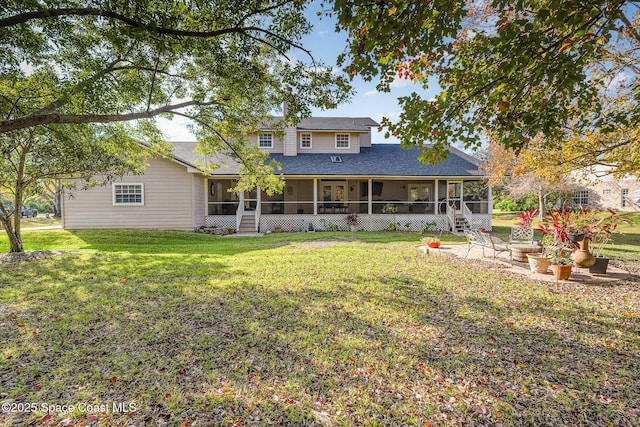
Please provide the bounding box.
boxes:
[156,115,194,141]
[389,76,411,89]
[606,71,629,91]
[364,89,378,96]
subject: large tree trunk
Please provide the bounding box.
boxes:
[538,190,546,221]
[54,185,62,218]
[0,215,24,253]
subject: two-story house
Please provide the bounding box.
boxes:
[62,117,492,232]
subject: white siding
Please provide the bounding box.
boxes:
[283,127,297,156]
[63,158,198,230]
[192,174,206,227]
[248,133,284,153]
[360,129,372,147]
[301,132,360,153]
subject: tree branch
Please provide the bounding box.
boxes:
[0,100,220,133]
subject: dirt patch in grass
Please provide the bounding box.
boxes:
[0,250,71,264]
[295,240,352,249]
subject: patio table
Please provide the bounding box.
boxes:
[510,243,541,263]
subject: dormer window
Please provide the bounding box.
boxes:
[300,133,312,149]
[258,133,273,148]
[330,156,342,163]
[335,133,350,149]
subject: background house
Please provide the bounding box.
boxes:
[579,178,640,212]
[63,117,492,232]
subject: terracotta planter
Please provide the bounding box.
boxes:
[274,226,282,233]
[551,264,572,280]
[589,257,610,274]
[572,238,595,268]
[527,253,550,274]
[427,242,440,248]
[227,228,234,235]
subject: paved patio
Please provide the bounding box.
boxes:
[420,244,630,284]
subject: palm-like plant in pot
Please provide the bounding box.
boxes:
[589,209,628,274]
[549,247,573,280]
[345,213,359,232]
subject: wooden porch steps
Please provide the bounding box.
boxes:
[238,215,256,233]
[452,216,469,233]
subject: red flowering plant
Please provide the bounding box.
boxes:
[515,209,537,228]
[535,207,608,254]
[534,208,574,254]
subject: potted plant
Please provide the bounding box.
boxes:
[549,248,573,280]
[526,234,552,274]
[345,213,359,232]
[515,209,537,228]
[589,209,627,274]
[422,235,440,249]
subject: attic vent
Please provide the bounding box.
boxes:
[330,156,342,163]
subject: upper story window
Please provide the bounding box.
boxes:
[113,183,144,206]
[335,133,350,149]
[300,133,312,149]
[603,189,611,196]
[622,188,629,207]
[258,133,273,148]
[573,190,588,206]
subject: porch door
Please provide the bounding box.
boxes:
[322,181,346,202]
[244,188,258,211]
[447,181,462,214]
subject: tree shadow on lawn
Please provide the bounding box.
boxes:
[1,248,639,426]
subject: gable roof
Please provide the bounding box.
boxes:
[269,145,482,177]
[261,117,379,132]
[168,142,482,178]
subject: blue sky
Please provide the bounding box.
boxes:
[157,3,441,144]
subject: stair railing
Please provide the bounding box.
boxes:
[462,202,473,228]
[446,204,456,231]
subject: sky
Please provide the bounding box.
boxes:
[156,2,441,144]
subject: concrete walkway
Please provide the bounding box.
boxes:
[423,243,630,284]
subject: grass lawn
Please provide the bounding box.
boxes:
[1,229,639,426]
[6,216,62,229]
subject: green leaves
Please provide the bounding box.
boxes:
[0,0,351,192]
[333,0,637,171]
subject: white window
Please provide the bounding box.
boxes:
[300,133,312,149]
[573,190,588,206]
[113,183,144,206]
[335,133,350,149]
[258,133,273,148]
[603,189,611,196]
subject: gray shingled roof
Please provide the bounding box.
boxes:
[269,145,482,177]
[168,142,482,177]
[262,117,379,132]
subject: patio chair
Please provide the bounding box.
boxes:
[509,226,534,245]
[465,229,511,264]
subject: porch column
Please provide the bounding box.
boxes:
[434,180,439,214]
[488,185,493,216]
[368,178,372,215]
[313,178,318,215]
